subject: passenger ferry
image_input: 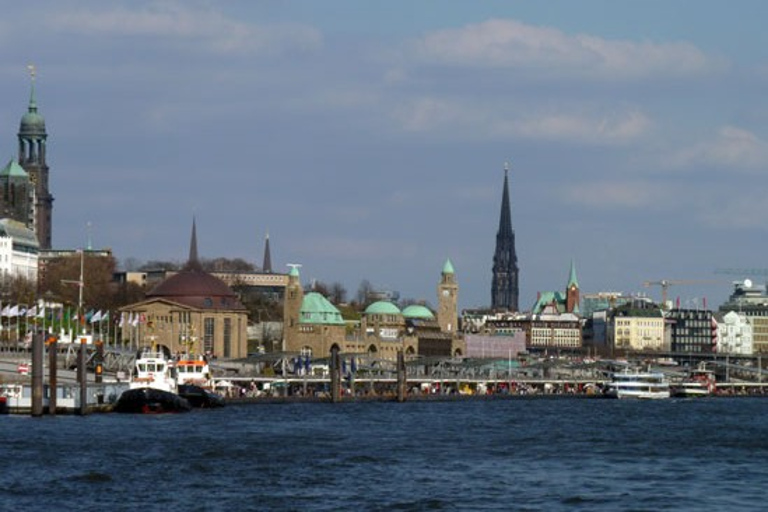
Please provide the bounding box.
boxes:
[605,369,671,399]
[671,368,716,398]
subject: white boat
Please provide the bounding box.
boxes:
[671,368,716,398]
[605,369,671,399]
[114,347,190,413]
[175,354,213,388]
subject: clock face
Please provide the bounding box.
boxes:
[442,289,450,296]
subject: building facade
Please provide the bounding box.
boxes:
[608,304,666,352]
[0,218,39,283]
[719,280,768,353]
[491,165,519,311]
[119,221,248,358]
[716,310,753,355]
[666,308,716,354]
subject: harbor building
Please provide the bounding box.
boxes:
[119,220,249,358]
[283,260,465,361]
[491,164,519,311]
[719,279,768,353]
[0,218,39,283]
[715,311,753,355]
[607,302,666,353]
[666,308,716,354]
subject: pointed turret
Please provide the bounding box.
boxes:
[566,260,580,314]
[438,259,459,333]
[491,163,519,311]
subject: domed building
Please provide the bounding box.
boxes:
[120,220,248,358]
[282,259,465,361]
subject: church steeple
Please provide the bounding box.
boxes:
[262,231,272,273]
[17,65,53,249]
[185,217,202,271]
[491,163,519,311]
[566,259,580,314]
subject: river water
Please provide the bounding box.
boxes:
[1,397,766,511]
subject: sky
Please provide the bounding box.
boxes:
[1,0,768,311]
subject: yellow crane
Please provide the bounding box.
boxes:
[642,279,721,309]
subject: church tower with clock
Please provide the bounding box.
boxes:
[17,67,54,249]
[437,259,459,334]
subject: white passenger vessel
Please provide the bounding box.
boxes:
[605,369,671,399]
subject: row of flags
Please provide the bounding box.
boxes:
[0,306,148,327]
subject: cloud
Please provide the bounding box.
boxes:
[562,181,670,209]
[413,19,722,80]
[669,126,768,170]
[44,1,322,55]
[393,98,651,145]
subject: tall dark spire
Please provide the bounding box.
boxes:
[185,217,202,271]
[262,231,272,273]
[491,163,519,311]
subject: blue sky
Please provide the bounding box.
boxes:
[1,1,767,311]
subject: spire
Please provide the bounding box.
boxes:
[27,64,37,114]
[568,259,579,289]
[491,162,519,311]
[498,162,513,238]
[186,217,202,270]
[262,231,272,273]
[442,258,455,275]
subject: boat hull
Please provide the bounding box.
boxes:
[114,387,191,414]
[178,384,226,408]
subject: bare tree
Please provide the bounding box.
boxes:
[356,279,374,307]
[329,282,347,304]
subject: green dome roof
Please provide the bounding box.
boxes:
[1,159,28,178]
[300,292,345,325]
[19,86,46,135]
[443,258,455,274]
[365,301,402,315]
[402,304,435,319]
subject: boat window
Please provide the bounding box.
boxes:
[138,364,146,372]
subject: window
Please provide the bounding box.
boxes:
[204,318,215,354]
[223,318,231,358]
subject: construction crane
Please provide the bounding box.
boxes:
[642,279,721,309]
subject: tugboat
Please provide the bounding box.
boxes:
[114,346,191,413]
[176,354,225,408]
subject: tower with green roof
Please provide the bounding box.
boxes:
[17,66,53,249]
[438,258,458,333]
[566,259,580,314]
[0,159,32,226]
[492,163,519,311]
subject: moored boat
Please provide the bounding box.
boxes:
[178,384,225,408]
[605,368,671,399]
[671,368,716,398]
[114,346,191,413]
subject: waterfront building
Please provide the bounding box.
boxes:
[666,308,716,354]
[608,302,666,353]
[119,220,248,358]
[283,262,465,361]
[0,218,39,283]
[465,333,527,359]
[491,164,519,311]
[580,292,636,318]
[719,280,768,353]
[715,310,753,355]
[531,261,581,315]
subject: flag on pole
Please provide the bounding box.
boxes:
[90,310,103,323]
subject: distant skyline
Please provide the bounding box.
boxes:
[1,1,768,310]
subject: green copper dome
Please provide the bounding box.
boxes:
[1,159,28,178]
[19,85,46,135]
[402,304,435,319]
[365,301,402,315]
[299,292,345,325]
[443,258,455,274]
